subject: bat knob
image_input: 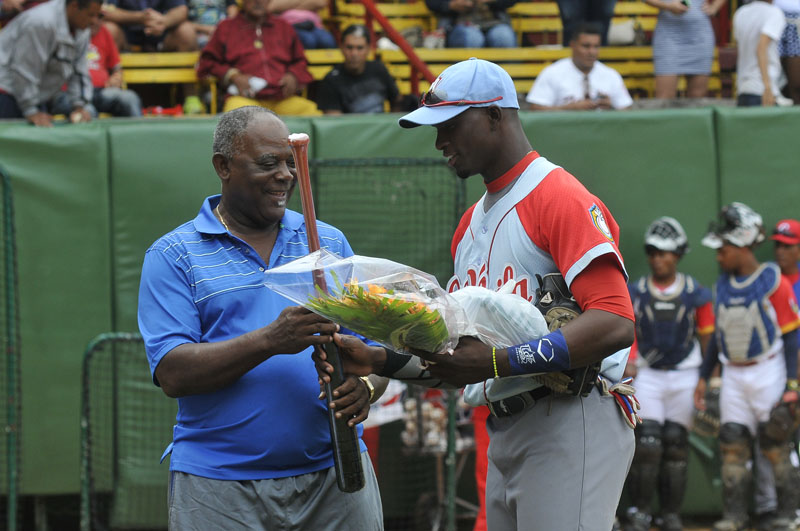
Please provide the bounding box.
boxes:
[288,133,310,147]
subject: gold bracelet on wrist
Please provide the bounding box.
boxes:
[360,376,375,402]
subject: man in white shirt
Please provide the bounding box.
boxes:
[734,0,788,106]
[526,22,632,111]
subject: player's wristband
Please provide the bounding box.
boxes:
[507,329,571,376]
[787,379,800,392]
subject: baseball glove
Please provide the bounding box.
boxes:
[764,390,800,444]
[533,273,582,332]
[692,379,721,438]
[530,273,598,396]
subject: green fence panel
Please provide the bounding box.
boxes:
[714,106,800,265]
[1,166,21,530]
[0,123,112,494]
[108,118,313,331]
[519,109,720,287]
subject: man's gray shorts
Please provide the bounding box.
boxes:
[168,451,383,530]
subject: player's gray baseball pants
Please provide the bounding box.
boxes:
[167,451,383,530]
[485,388,635,531]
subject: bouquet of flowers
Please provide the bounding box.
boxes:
[262,250,468,354]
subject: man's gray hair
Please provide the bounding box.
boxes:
[212,106,279,159]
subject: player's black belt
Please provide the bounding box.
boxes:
[487,386,552,418]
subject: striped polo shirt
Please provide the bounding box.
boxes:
[138,194,365,480]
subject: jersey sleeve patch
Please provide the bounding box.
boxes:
[589,204,615,243]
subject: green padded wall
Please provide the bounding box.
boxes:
[0,123,112,493]
[714,106,800,266]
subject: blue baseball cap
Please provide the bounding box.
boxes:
[398,58,519,129]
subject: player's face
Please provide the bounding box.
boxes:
[223,116,297,229]
[646,249,679,281]
[715,244,743,274]
[774,241,800,274]
[342,34,369,74]
[434,108,489,180]
[570,33,600,73]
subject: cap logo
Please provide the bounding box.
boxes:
[777,221,796,237]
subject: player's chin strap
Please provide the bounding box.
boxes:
[598,376,642,430]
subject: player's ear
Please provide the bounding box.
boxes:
[485,105,503,131]
[212,152,231,181]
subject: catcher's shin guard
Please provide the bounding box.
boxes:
[718,422,753,526]
[628,420,662,514]
[659,421,689,517]
[759,421,800,520]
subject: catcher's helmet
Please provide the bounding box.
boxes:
[701,202,765,249]
[644,216,689,255]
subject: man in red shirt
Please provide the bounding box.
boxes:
[196,0,320,115]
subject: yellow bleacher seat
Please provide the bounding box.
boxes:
[119,52,217,114]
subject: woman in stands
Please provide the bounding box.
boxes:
[645,0,727,99]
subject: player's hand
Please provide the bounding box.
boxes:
[231,72,254,98]
[262,306,338,355]
[143,8,167,36]
[321,373,371,426]
[279,72,298,98]
[595,95,612,109]
[0,0,25,14]
[70,107,92,123]
[106,70,124,89]
[762,89,776,107]
[664,0,689,15]
[568,99,599,110]
[313,333,384,386]
[448,0,474,13]
[693,378,707,411]
[419,336,494,387]
[27,111,53,127]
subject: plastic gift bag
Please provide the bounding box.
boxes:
[262,249,468,355]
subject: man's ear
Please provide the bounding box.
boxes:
[212,153,230,181]
[486,105,503,131]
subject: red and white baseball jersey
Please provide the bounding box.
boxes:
[456,151,630,403]
[447,151,625,297]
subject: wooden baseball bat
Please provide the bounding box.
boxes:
[288,133,365,493]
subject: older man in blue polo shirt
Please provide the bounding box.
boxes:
[137,106,384,530]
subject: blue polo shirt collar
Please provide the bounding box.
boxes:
[194,194,305,235]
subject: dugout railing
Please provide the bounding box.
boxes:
[1,165,21,531]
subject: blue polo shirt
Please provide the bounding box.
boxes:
[138,195,365,480]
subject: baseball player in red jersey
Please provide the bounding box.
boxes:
[315,58,638,530]
[694,203,800,531]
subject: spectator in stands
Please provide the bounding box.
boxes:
[0,0,100,126]
[645,0,727,99]
[270,0,336,49]
[52,18,143,117]
[555,0,616,46]
[316,25,410,114]
[733,0,788,106]
[425,0,517,48]
[188,0,238,48]
[775,0,800,103]
[525,22,632,110]
[102,0,204,113]
[196,0,321,115]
